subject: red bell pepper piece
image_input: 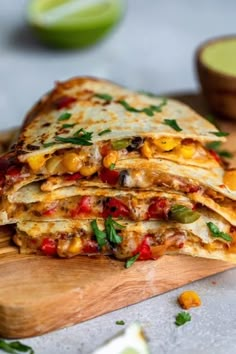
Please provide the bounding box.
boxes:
[41,238,57,256]
[147,197,170,220]
[70,196,91,217]
[209,149,221,164]
[100,168,119,185]
[102,198,130,218]
[83,240,99,254]
[65,172,82,181]
[134,235,154,260]
[42,205,57,216]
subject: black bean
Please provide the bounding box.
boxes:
[126,137,143,152]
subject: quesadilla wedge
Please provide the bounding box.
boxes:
[13,208,236,263]
[0,77,227,198]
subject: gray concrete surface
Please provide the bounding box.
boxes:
[0,1,236,353]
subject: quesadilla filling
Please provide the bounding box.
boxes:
[0,136,221,193]
[13,215,236,260]
[3,195,200,223]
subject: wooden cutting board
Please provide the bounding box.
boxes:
[0,93,235,339]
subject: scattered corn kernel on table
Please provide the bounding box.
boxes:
[1,1,236,353]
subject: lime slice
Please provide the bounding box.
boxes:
[92,323,150,354]
[27,0,125,48]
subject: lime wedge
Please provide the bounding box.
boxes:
[92,323,150,354]
[27,0,125,48]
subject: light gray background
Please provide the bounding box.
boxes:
[1,1,236,353]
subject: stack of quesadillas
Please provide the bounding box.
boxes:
[0,77,236,264]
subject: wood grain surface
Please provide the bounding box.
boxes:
[0,93,235,339]
[0,253,233,339]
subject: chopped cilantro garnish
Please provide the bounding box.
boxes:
[118,98,167,117]
[91,220,107,248]
[175,311,191,326]
[55,129,93,146]
[210,131,229,137]
[109,163,116,170]
[43,142,56,148]
[206,141,222,150]
[206,141,233,159]
[98,129,112,136]
[164,119,182,132]
[207,222,232,242]
[217,150,233,158]
[138,90,157,97]
[205,114,218,127]
[62,123,76,129]
[91,217,125,248]
[58,112,72,121]
[116,320,125,325]
[125,253,140,269]
[95,93,113,101]
[0,339,34,354]
[105,216,124,244]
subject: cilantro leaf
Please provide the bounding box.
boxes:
[58,112,72,121]
[125,253,140,268]
[207,222,232,242]
[210,131,229,137]
[43,142,56,148]
[118,98,167,117]
[105,216,124,244]
[62,123,76,129]
[95,93,113,101]
[109,163,116,170]
[91,220,107,248]
[206,141,233,159]
[150,98,167,112]
[205,114,217,125]
[0,340,34,354]
[115,320,125,325]
[206,141,222,150]
[98,129,111,136]
[138,90,157,97]
[55,129,93,146]
[164,119,182,132]
[175,311,191,326]
[217,150,233,158]
[118,100,142,113]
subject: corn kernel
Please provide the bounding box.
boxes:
[46,156,64,174]
[80,165,99,176]
[27,154,45,172]
[179,144,196,159]
[103,151,118,168]
[141,141,152,159]
[68,237,83,254]
[178,290,201,309]
[62,152,82,172]
[153,137,180,152]
[223,170,236,191]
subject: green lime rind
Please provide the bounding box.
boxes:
[31,23,116,48]
[27,0,125,48]
[27,0,125,29]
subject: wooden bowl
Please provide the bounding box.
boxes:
[196,36,236,120]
